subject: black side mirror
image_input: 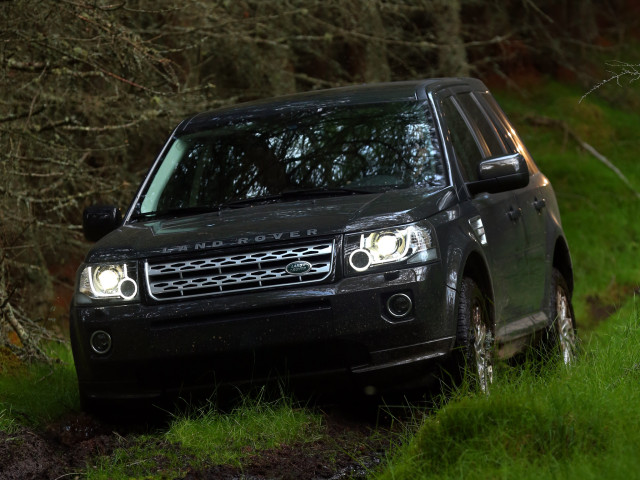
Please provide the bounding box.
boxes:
[83,205,122,242]
[466,153,529,195]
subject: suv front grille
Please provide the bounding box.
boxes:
[145,241,335,301]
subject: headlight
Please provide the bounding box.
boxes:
[78,262,139,301]
[344,221,438,274]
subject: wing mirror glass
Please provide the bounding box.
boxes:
[467,153,529,195]
[83,205,122,242]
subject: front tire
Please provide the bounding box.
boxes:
[455,277,494,393]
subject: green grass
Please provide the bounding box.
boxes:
[494,80,640,328]
[0,342,80,429]
[166,394,323,463]
[0,407,19,434]
[377,297,640,480]
[87,392,324,479]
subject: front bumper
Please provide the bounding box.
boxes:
[70,263,456,401]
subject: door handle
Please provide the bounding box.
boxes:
[507,206,522,222]
[533,198,546,212]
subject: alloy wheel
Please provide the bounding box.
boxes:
[556,287,577,365]
[471,303,493,393]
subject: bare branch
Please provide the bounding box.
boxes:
[580,61,640,102]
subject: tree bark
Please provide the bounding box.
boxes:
[432,0,469,77]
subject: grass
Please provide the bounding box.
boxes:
[87,392,324,479]
[0,342,80,429]
[0,407,19,434]
[377,297,640,480]
[166,394,323,464]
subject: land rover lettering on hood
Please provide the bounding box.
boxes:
[71,78,576,409]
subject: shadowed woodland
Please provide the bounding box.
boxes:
[1,0,638,358]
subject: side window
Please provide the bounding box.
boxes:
[456,93,506,158]
[478,93,539,174]
[441,97,483,182]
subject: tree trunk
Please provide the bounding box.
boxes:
[432,0,469,77]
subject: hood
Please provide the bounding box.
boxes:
[85,187,456,262]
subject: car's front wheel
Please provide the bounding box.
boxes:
[547,268,577,365]
[455,277,494,393]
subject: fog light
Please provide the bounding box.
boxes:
[90,330,112,355]
[386,293,413,318]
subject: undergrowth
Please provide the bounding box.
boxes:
[0,342,79,429]
[377,297,640,480]
[166,393,323,464]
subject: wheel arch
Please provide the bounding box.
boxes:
[552,236,573,295]
[462,251,496,328]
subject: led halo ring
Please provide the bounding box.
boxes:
[118,277,138,300]
[349,248,373,272]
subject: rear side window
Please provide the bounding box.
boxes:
[455,93,506,158]
[478,93,539,174]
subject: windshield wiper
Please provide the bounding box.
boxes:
[133,185,398,219]
[221,187,378,209]
[221,194,285,208]
[283,186,380,197]
[131,205,223,221]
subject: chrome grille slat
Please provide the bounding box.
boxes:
[145,241,334,301]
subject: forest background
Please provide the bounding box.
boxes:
[1,0,639,357]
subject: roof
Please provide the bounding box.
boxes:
[176,77,487,134]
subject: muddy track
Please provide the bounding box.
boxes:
[0,404,406,480]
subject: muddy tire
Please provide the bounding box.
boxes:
[455,277,494,393]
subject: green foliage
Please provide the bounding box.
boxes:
[88,436,198,480]
[166,394,323,464]
[0,343,80,429]
[88,393,323,479]
[0,408,19,435]
[377,298,640,479]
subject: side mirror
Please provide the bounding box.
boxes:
[83,205,122,242]
[466,153,529,195]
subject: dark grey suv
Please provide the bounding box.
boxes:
[71,78,576,406]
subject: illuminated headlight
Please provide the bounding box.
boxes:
[78,263,139,301]
[345,221,438,274]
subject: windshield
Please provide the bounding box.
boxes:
[136,101,446,217]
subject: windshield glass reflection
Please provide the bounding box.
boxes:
[138,101,446,216]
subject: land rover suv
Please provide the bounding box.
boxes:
[70,78,576,407]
